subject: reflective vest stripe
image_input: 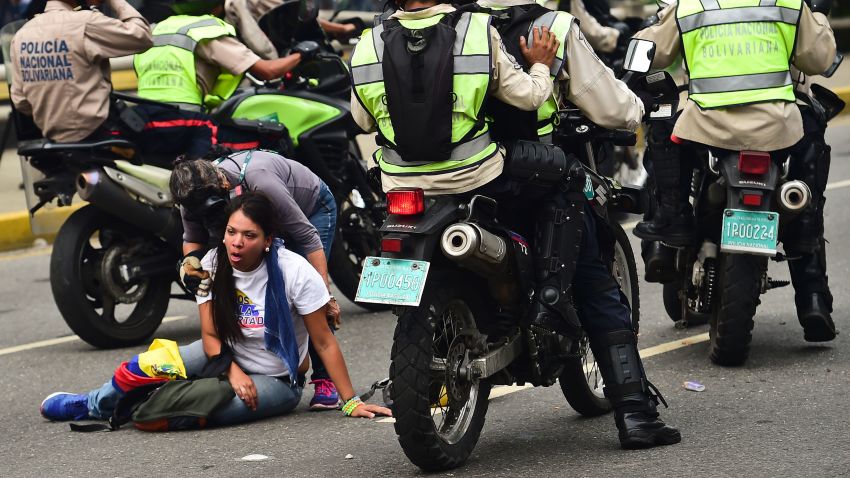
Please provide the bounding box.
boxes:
[176,18,223,34]
[372,23,385,61]
[351,63,383,85]
[454,12,472,54]
[352,54,490,84]
[152,34,196,51]
[380,132,493,166]
[699,0,720,10]
[454,55,490,74]
[760,0,777,5]
[678,7,800,33]
[690,70,791,94]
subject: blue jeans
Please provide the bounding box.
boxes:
[572,208,633,337]
[292,181,338,382]
[87,340,303,427]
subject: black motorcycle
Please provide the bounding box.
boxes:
[353,40,676,471]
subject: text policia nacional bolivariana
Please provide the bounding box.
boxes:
[698,23,784,59]
[17,40,74,83]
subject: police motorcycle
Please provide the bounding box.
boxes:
[208,0,386,309]
[656,53,845,366]
[353,38,677,470]
[1,20,187,349]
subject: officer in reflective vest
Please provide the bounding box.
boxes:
[634,0,838,340]
[131,1,308,158]
[476,0,679,450]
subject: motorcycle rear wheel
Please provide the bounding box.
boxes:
[558,220,639,416]
[50,206,171,349]
[708,253,766,366]
[390,275,491,471]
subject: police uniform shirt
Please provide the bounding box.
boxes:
[351,3,556,195]
[478,0,644,133]
[193,35,260,98]
[10,0,152,142]
[635,3,835,152]
[224,0,284,60]
[570,0,620,54]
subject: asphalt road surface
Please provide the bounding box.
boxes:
[2,123,850,477]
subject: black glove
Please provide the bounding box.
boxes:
[805,0,832,14]
[179,249,211,297]
[635,90,656,119]
[292,40,321,63]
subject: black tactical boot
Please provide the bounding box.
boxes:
[788,244,836,342]
[633,140,694,246]
[590,329,682,449]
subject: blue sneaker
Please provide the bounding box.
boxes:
[309,379,340,411]
[40,392,90,421]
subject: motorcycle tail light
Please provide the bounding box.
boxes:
[739,151,771,175]
[387,188,425,215]
[381,237,403,253]
[742,192,762,206]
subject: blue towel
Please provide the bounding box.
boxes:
[263,239,300,383]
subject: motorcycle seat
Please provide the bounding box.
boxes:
[17,138,139,159]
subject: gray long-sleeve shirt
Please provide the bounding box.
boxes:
[181,150,324,254]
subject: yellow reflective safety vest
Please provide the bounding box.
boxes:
[528,10,573,140]
[676,0,802,109]
[350,12,498,177]
[134,15,243,109]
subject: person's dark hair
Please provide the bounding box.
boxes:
[169,159,223,205]
[210,192,280,346]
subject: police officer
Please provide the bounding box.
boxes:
[170,152,344,410]
[633,0,838,341]
[474,0,679,450]
[131,0,308,158]
[224,0,358,60]
[9,0,152,143]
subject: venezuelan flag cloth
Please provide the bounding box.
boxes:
[112,339,188,393]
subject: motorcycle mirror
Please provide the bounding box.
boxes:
[623,39,656,74]
[298,0,319,21]
[822,52,844,79]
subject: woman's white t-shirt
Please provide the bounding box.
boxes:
[198,247,330,377]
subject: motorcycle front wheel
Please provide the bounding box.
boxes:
[50,206,171,348]
[390,274,491,471]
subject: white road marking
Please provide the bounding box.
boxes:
[377,331,712,424]
[0,315,188,357]
[826,178,850,191]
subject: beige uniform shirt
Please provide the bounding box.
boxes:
[570,0,619,54]
[224,0,284,60]
[351,4,554,195]
[635,4,835,151]
[193,35,260,98]
[10,0,152,142]
[479,0,643,132]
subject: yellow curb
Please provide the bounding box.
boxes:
[0,204,84,252]
[835,86,850,116]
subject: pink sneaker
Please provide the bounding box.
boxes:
[309,379,340,411]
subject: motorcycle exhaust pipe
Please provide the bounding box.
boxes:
[441,222,509,273]
[777,180,811,213]
[77,169,182,247]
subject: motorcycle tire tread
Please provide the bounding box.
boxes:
[708,253,766,366]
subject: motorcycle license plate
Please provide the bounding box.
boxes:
[355,257,430,306]
[720,209,779,256]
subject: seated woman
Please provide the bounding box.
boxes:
[39,192,390,426]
